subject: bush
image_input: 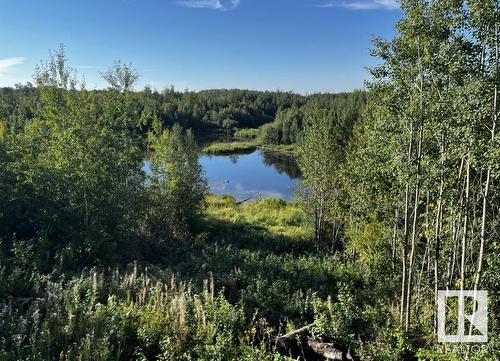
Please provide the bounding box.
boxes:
[346,217,393,277]
[234,128,259,139]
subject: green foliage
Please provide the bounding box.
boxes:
[257,106,302,145]
[234,128,259,139]
[201,141,256,155]
[0,120,5,141]
[346,217,393,277]
[205,195,310,242]
[297,106,351,248]
[356,328,414,361]
[257,92,366,147]
[146,123,209,241]
[101,60,141,92]
[221,118,238,130]
[1,47,145,270]
[343,0,500,357]
[2,25,500,360]
[0,84,365,137]
[0,268,286,361]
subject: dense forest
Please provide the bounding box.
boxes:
[0,1,499,360]
[0,77,365,143]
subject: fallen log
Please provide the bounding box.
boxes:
[236,196,254,205]
[307,337,352,361]
[276,323,354,361]
[277,322,316,343]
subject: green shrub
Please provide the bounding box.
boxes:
[234,128,259,139]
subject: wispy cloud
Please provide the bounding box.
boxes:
[0,57,25,76]
[176,0,240,11]
[318,0,398,10]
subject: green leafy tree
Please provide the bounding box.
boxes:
[146,123,208,242]
[1,47,144,271]
[298,107,348,249]
[102,60,141,92]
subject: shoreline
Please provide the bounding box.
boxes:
[201,139,297,156]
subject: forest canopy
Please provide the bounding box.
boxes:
[1,0,500,358]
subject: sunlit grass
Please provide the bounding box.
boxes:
[206,195,311,240]
[201,142,256,155]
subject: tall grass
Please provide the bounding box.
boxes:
[206,195,309,241]
[201,142,257,155]
[0,267,285,361]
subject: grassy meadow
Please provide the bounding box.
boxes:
[201,142,257,155]
[0,195,400,360]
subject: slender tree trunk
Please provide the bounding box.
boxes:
[460,155,470,292]
[315,205,319,247]
[331,221,340,252]
[84,187,89,228]
[405,39,425,332]
[400,122,414,327]
[447,208,461,289]
[434,130,445,332]
[447,157,465,288]
[472,15,498,298]
[424,191,431,277]
[405,119,423,331]
[416,240,429,327]
[318,193,324,246]
[392,208,399,274]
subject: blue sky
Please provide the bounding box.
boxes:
[0,0,400,93]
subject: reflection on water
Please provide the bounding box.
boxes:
[261,151,302,179]
[144,149,301,202]
[200,150,301,201]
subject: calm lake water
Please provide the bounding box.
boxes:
[144,149,301,202]
[200,150,301,202]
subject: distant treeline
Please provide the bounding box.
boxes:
[0,85,366,144]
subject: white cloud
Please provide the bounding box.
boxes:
[176,0,240,11]
[0,57,25,76]
[318,0,398,10]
